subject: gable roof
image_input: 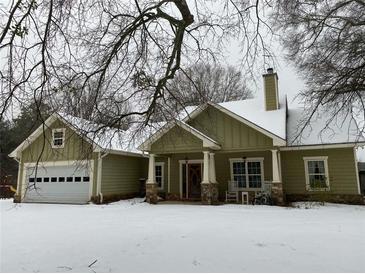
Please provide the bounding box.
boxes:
[181,97,287,146]
[138,120,221,151]
[9,113,151,158]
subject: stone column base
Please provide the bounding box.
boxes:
[271,182,285,206]
[13,194,21,203]
[146,183,158,204]
[201,183,219,205]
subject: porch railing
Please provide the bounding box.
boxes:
[228,180,272,193]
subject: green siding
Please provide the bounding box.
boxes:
[100,154,148,195]
[187,106,273,151]
[19,118,98,199]
[150,125,203,154]
[164,151,272,198]
[264,74,278,111]
[281,148,359,195]
[22,119,93,162]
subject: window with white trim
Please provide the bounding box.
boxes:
[304,157,330,191]
[155,162,164,189]
[230,158,264,189]
[52,128,65,148]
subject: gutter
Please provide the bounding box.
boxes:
[96,151,108,203]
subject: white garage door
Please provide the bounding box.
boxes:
[23,163,91,204]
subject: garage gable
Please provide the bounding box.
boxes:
[19,117,94,163]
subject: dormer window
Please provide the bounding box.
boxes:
[52,128,65,148]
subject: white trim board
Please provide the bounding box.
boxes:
[178,159,204,199]
[139,120,221,151]
[21,159,94,201]
[183,102,287,146]
[303,156,330,191]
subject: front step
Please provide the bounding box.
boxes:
[225,191,239,203]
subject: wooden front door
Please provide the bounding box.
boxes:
[188,164,202,199]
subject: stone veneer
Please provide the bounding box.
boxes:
[271,182,285,205]
[201,183,219,205]
[146,183,159,204]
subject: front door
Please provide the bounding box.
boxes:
[188,164,202,199]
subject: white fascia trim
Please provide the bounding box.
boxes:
[9,113,102,158]
[210,103,286,146]
[138,120,221,151]
[182,104,209,122]
[9,114,58,158]
[183,101,286,146]
[280,142,364,151]
[103,149,147,158]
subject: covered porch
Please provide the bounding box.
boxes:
[144,149,284,205]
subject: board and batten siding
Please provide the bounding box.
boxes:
[22,119,94,163]
[100,154,148,195]
[281,148,359,195]
[19,118,98,198]
[187,105,273,151]
[150,125,203,154]
[163,151,272,198]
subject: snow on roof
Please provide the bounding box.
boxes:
[286,107,364,146]
[217,97,287,139]
[61,114,160,155]
[357,147,365,162]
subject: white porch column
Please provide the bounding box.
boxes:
[271,149,281,183]
[146,154,156,184]
[202,151,210,184]
[209,152,217,183]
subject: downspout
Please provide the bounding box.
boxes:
[96,151,108,203]
[353,147,361,195]
[14,155,22,199]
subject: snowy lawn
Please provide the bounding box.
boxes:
[1,199,365,273]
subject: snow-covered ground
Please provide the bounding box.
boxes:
[1,199,365,273]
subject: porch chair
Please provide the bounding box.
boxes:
[225,180,239,203]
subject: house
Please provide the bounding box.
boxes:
[10,68,365,205]
[9,114,148,204]
[139,68,364,205]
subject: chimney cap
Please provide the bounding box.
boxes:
[267,68,274,74]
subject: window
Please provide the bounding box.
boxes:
[43,177,50,182]
[232,162,246,188]
[29,177,35,183]
[58,177,65,182]
[155,162,164,189]
[36,177,42,183]
[66,177,73,182]
[230,158,264,189]
[52,128,65,148]
[304,157,330,191]
[83,177,90,182]
[74,177,81,182]
[51,177,57,182]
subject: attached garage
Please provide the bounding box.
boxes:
[22,161,93,204]
[9,113,148,204]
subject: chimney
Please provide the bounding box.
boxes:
[263,68,279,111]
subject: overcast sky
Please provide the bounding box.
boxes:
[0,0,305,113]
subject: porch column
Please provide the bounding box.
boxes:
[201,151,219,205]
[202,151,210,184]
[146,153,158,204]
[209,152,217,183]
[271,149,284,205]
[271,149,280,183]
